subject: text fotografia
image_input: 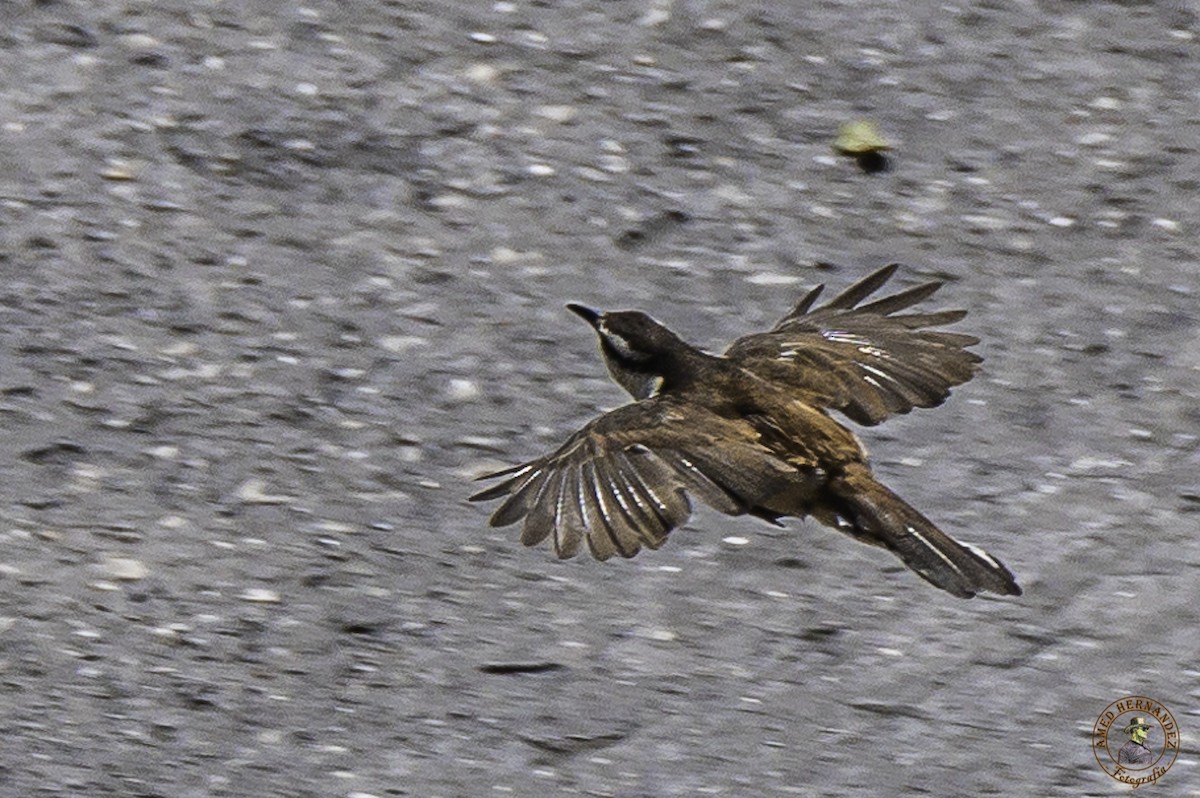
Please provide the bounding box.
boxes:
[1111,764,1170,788]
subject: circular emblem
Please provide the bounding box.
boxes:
[1093,696,1180,786]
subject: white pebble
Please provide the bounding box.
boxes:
[235,479,294,505]
[104,557,148,581]
[636,628,677,641]
[536,104,577,123]
[1076,132,1113,146]
[240,588,282,604]
[746,272,802,286]
[960,211,1008,230]
[377,335,428,353]
[464,63,499,83]
[446,378,480,401]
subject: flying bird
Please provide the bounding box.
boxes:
[470,264,1020,599]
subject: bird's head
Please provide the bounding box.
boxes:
[567,303,697,399]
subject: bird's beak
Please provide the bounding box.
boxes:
[566,303,601,328]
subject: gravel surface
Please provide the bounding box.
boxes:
[1,2,1198,796]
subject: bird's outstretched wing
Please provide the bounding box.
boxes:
[724,264,981,426]
[469,398,812,561]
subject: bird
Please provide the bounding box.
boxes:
[470,264,1021,599]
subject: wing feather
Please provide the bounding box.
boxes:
[555,468,586,559]
[726,264,981,425]
[810,263,900,311]
[519,468,561,547]
[580,457,629,560]
[592,455,652,556]
[607,448,674,549]
[469,398,809,560]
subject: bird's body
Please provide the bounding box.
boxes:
[471,265,1021,599]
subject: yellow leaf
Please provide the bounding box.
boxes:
[834,119,890,154]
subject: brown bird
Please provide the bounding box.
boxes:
[470,265,1020,599]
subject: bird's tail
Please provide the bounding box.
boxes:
[822,464,1021,598]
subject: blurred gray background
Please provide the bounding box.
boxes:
[0,1,1197,796]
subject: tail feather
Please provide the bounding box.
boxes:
[825,465,1021,599]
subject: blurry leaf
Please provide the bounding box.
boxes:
[834,119,891,154]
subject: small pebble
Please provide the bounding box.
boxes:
[240,588,282,604]
[119,33,159,49]
[536,105,577,123]
[104,557,148,581]
[236,479,294,505]
[635,628,677,641]
[100,165,137,181]
[746,272,802,286]
[464,63,499,83]
[377,335,428,353]
[446,378,480,401]
[1076,132,1113,146]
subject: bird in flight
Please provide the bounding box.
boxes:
[470,264,1020,599]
